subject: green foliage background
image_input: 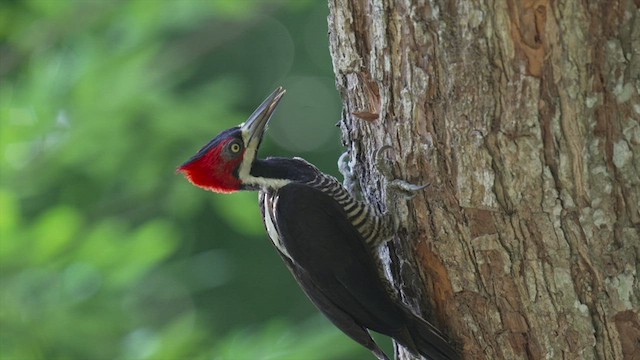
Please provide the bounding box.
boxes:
[0,1,389,359]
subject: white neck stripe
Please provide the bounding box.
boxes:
[238,130,291,190]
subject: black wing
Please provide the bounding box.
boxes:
[280,255,390,360]
[259,188,391,359]
[273,183,407,333]
[266,183,459,360]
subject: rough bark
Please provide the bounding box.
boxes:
[327,0,639,359]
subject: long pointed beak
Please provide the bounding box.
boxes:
[241,87,286,150]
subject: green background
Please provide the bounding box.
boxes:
[0,1,392,359]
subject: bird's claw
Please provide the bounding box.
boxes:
[384,178,429,233]
[374,145,394,159]
[386,180,429,205]
[388,179,429,197]
[375,145,428,199]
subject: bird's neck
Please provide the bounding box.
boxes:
[253,158,393,246]
[243,157,318,190]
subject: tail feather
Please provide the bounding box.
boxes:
[393,311,460,360]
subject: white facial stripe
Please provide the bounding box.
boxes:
[238,129,291,190]
[237,129,256,181]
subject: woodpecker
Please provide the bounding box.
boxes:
[178,87,458,360]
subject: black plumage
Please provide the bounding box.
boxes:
[259,177,458,360]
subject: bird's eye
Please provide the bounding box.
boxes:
[230,142,242,153]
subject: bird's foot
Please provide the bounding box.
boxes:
[387,179,429,199]
[338,151,361,197]
[374,145,428,200]
[374,145,429,233]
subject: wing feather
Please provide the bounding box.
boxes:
[273,183,405,333]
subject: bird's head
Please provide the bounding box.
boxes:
[177,87,286,193]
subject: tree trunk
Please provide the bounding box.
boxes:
[327,0,639,359]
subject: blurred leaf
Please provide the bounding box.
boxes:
[31,206,82,263]
[212,192,264,236]
[149,314,208,360]
[213,317,366,360]
[0,190,20,262]
[110,220,178,287]
[75,219,127,270]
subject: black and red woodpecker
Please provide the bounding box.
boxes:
[178,88,458,360]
